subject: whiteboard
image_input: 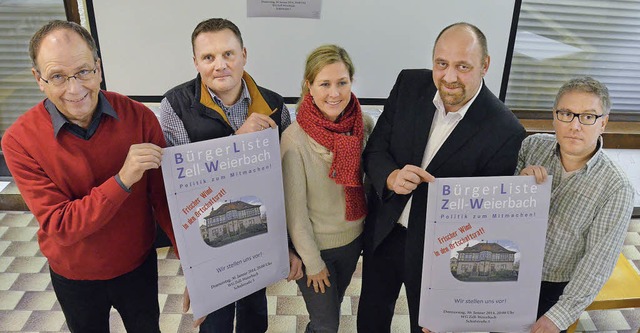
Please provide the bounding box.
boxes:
[88,0,519,101]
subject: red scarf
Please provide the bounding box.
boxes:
[297,93,367,221]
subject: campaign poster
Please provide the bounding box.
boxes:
[161,128,289,319]
[419,176,552,333]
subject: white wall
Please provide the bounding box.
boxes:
[90,0,517,99]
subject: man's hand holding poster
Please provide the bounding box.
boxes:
[419,176,552,333]
[161,128,288,318]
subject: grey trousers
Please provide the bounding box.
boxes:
[297,235,362,333]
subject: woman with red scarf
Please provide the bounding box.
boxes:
[281,44,372,333]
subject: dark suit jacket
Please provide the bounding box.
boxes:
[362,69,525,287]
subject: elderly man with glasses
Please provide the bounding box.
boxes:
[516,77,634,333]
[1,20,177,332]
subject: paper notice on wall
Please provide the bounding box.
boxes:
[247,0,322,19]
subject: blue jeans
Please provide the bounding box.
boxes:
[297,236,362,333]
[199,288,267,333]
[50,251,160,333]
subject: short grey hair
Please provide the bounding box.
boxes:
[29,20,99,70]
[554,77,611,115]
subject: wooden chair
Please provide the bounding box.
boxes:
[566,253,640,333]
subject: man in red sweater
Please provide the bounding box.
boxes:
[1,20,176,332]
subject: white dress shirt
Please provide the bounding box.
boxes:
[397,82,483,227]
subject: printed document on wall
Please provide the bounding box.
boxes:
[161,128,288,318]
[419,176,551,333]
[247,0,322,19]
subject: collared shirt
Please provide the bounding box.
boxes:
[397,81,482,227]
[45,92,119,140]
[159,78,291,146]
[516,133,634,330]
[207,80,251,132]
[45,92,129,191]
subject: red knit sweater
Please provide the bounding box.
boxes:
[2,91,176,280]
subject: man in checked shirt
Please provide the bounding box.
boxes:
[517,77,634,333]
[159,18,302,333]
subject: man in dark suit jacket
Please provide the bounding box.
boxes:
[357,22,526,333]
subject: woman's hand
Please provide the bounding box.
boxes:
[287,248,304,282]
[307,267,331,293]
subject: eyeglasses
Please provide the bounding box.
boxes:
[555,110,605,125]
[38,65,98,87]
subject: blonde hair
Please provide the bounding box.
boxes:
[297,45,355,107]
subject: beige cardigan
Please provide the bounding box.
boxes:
[281,117,372,275]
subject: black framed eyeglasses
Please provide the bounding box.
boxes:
[38,64,98,87]
[554,110,605,125]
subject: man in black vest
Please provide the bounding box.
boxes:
[160,18,302,333]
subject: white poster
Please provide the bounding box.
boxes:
[419,176,552,333]
[161,129,289,318]
[247,0,322,19]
